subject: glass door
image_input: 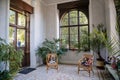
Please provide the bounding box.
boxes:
[9,9,30,67]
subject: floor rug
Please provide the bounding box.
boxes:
[19,68,36,74]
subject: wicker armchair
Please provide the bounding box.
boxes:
[46,53,58,72]
[78,53,94,77]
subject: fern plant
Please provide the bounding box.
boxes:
[0,37,23,80]
[36,38,67,64]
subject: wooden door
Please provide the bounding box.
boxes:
[9,9,30,67]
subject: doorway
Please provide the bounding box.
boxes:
[9,9,30,67]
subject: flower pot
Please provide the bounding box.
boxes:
[96,59,105,69]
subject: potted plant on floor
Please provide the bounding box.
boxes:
[36,38,67,64]
[0,37,23,80]
[90,24,107,68]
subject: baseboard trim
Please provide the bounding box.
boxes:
[59,62,77,65]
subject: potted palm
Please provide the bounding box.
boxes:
[90,24,107,68]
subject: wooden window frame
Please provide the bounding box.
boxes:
[60,10,90,51]
[9,9,27,48]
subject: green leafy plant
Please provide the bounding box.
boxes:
[105,35,120,57]
[0,70,12,80]
[0,37,23,80]
[36,38,67,64]
[90,24,106,60]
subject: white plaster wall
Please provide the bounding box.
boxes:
[22,0,47,67]
[0,0,10,71]
[89,0,93,32]
[59,51,91,64]
[46,4,58,40]
[90,0,106,27]
[105,0,117,56]
[105,0,116,39]
[0,0,9,41]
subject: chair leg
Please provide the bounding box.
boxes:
[89,70,90,77]
[92,68,94,76]
[46,66,48,73]
[57,66,58,72]
[78,66,80,74]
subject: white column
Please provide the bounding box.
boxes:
[0,0,9,41]
[0,0,10,71]
[30,0,37,68]
[89,0,93,33]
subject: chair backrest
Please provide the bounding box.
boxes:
[82,54,93,65]
[83,54,93,59]
[46,53,58,63]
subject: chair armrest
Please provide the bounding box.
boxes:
[78,58,83,64]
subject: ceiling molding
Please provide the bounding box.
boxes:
[39,0,47,6]
[43,0,77,6]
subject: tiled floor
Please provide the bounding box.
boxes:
[14,65,113,80]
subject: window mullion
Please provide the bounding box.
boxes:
[68,11,70,49]
[16,12,18,26]
[78,10,80,49]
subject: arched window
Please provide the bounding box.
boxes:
[60,10,89,51]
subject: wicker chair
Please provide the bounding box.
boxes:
[46,53,58,72]
[78,53,94,77]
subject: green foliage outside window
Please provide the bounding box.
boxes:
[9,10,26,47]
[9,10,15,24]
[60,10,89,51]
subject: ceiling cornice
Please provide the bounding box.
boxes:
[42,0,77,6]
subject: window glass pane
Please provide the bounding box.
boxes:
[9,10,15,24]
[70,27,78,35]
[17,29,25,47]
[60,13,68,26]
[79,26,89,51]
[70,11,78,25]
[70,27,78,49]
[70,41,78,49]
[70,11,78,18]
[60,28,69,48]
[18,13,26,27]
[70,17,78,25]
[9,27,15,44]
[79,12,88,24]
[60,27,68,35]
